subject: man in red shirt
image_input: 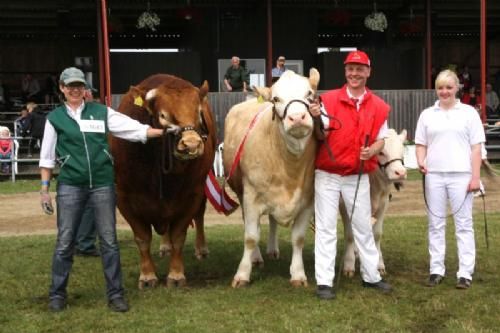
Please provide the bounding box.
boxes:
[310,50,393,299]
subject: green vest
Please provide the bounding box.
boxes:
[48,102,114,187]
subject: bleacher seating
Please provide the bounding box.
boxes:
[0,102,58,181]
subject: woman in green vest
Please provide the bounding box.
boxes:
[39,67,163,313]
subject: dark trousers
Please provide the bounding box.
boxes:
[49,184,124,301]
[76,203,97,252]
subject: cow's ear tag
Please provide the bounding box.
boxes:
[257,95,264,103]
[134,96,144,107]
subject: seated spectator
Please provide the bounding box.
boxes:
[461,86,480,108]
[0,126,13,174]
[21,74,41,103]
[44,73,59,105]
[486,83,499,113]
[15,108,31,137]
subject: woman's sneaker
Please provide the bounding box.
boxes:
[427,274,444,287]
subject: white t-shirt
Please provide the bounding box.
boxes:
[415,100,485,172]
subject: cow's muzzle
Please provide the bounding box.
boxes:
[175,129,204,160]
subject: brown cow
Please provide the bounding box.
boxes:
[111,74,216,289]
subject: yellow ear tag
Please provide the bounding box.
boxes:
[134,96,144,107]
[257,95,264,103]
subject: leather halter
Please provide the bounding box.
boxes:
[378,158,404,172]
[272,98,312,121]
[161,114,209,175]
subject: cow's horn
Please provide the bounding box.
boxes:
[309,68,320,91]
[145,88,158,101]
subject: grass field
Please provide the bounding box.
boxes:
[1,214,500,333]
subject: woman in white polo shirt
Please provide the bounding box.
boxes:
[415,69,485,289]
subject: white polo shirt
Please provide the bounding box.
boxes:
[415,100,485,172]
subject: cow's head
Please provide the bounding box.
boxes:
[130,80,209,160]
[378,129,408,181]
[253,68,320,153]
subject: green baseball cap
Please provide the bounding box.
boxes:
[60,67,86,85]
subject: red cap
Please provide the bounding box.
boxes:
[344,50,371,66]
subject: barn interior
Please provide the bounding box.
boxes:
[1,0,499,94]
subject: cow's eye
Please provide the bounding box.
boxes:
[379,152,385,156]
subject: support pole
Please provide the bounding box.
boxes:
[96,1,105,103]
[100,0,112,107]
[480,0,487,123]
[425,0,432,89]
[266,0,273,87]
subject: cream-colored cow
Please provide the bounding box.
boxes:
[223,69,320,288]
[340,129,408,276]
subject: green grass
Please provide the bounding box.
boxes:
[1,215,500,333]
[0,179,41,194]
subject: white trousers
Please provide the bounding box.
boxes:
[314,170,381,286]
[425,172,475,280]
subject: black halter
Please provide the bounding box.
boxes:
[378,158,404,171]
[272,99,312,121]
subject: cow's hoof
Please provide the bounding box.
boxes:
[166,278,187,288]
[138,278,158,290]
[231,279,250,288]
[159,246,172,258]
[267,251,280,260]
[290,279,308,288]
[195,247,209,260]
[343,270,355,278]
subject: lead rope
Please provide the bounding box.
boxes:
[480,190,489,249]
[422,175,489,250]
[335,134,370,289]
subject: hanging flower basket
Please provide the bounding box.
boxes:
[364,11,387,32]
[137,11,161,31]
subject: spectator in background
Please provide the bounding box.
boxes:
[458,66,472,92]
[461,86,480,108]
[44,73,59,105]
[224,56,248,93]
[26,102,47,157]
[485,83,499,113]
[21,74,41,103]
[271,56,287,83]
[0,126,13,174]
[15,108,31,138]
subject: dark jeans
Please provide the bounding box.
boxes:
[49,184,124,301]
[76,203,97,252]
